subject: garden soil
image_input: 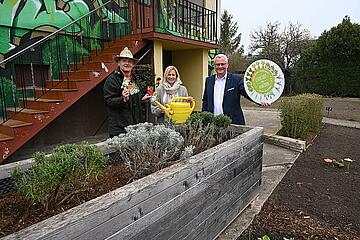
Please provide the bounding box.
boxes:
[238,124,360,240]
[0,162,132,236]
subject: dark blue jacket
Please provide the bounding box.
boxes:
[202,73,252,125]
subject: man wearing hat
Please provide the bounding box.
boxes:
[103,47,151,137]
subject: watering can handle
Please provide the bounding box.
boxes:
[154,101,166,110]
[170,97,195,112]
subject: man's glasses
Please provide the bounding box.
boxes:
[215,63,227,66]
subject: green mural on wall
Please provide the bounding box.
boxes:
[0,77,20,118]
[0,0,128,60]
[158,0,182,36]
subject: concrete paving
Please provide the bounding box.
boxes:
[243,108,282,135]
[217,107,360,240]
[323,117,360,129]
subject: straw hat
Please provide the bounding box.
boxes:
[114,47,138,63]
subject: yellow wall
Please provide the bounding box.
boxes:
[205,0,220,42]
[153,41,163,81]
[172,49,208,111]
[205,0,216,11]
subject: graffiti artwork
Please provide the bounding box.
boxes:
[0,0,128,61]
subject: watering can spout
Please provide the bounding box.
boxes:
[154,97,195,124]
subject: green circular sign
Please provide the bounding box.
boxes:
[252,69,275,93]
[244,59,285,104]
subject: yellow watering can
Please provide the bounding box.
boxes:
[155,97,195,124]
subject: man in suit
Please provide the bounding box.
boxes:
[202,54,268,125]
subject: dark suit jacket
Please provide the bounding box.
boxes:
[202,73,252,125]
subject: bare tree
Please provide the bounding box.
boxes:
[250,21,312,93]
[250,21,281,57]
[282,22,312,70]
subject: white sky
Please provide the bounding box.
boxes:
[220,0,360,53]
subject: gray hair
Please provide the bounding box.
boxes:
[214,54,228,63]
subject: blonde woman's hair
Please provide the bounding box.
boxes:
[163,66,182,84]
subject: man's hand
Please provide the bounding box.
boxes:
[122,88,130,102]
[141,93,152,101]
[260,100,271,107]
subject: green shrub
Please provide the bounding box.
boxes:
[213,114,232,128]
[294,17,360,97]
[0,77,19,118]
[183,112,233,154]
[186,112,231,128]
[279,94,323,139]
[12,142,107,211]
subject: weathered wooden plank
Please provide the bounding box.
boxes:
[0,158,34,180]
[193,183,260,240]
[129,148,262,240]
[64,130,263,240]
[105,149,262,240]
[5,127,263,240]
[151,158,261,240]
[168,164,261,240]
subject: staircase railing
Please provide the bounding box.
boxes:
[0,0,130,124]
[131,0,218,43]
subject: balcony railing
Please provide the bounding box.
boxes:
[131,0,218,43]
[0,0,130,124]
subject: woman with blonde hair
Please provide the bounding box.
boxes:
[151,65,188,123]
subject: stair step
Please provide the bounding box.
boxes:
[66,78,90,82]
[7,108,49,114]
[5,110,33,123]
[70,61,111,71]
[28,98,63,103]
[100,46,127,54]
[50,88,78,92]
[34,89,64,99]
[3,119,32,128]
[45,80,77,89]
[35,87,78,92]
[88,53,115,62]
[62,70,92,79]
[0,133,14,142]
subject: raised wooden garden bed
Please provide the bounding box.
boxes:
[2,125,263,240]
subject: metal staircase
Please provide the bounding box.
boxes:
[0,0,146,162]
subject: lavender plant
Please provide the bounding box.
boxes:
[182,112,233,154]
[106,123,193,181]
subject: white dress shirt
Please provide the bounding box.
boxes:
[213,73,227,115]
